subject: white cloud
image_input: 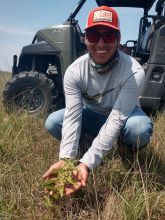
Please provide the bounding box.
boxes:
[0,25,34,36]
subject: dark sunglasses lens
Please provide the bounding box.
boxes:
[86,32,100,43]
[103,33,117,43]
[86,31,117,43]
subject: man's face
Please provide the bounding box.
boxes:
[85,26,120,64]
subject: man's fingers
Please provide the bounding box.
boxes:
[49,191,54,196]
[81,171,89,186]
[64,182,82,196]
[64,168,87,196]
[42,166,56,179]
[77,167,89,186]
[42,161,64,179]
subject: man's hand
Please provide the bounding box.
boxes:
[64,162,89,196]
[42,160,89,197]
[42,160,64,179]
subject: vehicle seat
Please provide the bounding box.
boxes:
[140,23,154,53]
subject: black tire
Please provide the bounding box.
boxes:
[3,71,54,114]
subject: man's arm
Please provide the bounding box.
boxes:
[59,68,83,159]
[80,67,145,169]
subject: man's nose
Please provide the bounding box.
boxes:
[97,36,106,45]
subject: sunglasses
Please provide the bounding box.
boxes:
[85,30,118,44]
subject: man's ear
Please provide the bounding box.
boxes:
[84,35,88,45]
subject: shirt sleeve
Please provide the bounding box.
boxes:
[59,68,83,159]
[79,67,145,169]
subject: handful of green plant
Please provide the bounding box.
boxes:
[43,159,78,201]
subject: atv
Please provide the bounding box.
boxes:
[3,0,165,115]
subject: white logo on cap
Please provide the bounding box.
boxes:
[93,10,112,23]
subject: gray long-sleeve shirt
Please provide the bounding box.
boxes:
[59,51,145,169]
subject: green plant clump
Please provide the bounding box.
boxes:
[43,159,78,202]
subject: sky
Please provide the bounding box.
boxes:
[0,0,156,72]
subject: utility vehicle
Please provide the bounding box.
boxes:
[3,0,165,114]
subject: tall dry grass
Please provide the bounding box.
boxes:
[0,72,165,220]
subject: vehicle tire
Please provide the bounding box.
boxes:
[3,71,54,114]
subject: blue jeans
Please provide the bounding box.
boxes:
[45,107,153,153]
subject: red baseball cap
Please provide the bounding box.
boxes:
[85,6,120,31]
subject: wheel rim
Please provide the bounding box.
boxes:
[15,86,44,112]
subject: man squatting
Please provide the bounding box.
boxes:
[43,6,153,195]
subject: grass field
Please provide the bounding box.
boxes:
[0,72,165,220]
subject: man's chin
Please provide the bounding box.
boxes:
[93,56,113,65]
